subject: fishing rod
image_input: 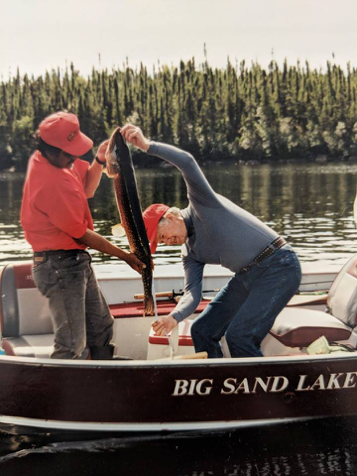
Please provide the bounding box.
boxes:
[134,288,220,301]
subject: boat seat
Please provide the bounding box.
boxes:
[286,293,328,307]
[3,335,55,358]
[262,307,354,356]
[267,307,352,348]
[326,254,357,328]
[263,254,357,355]
[0,262,55,357]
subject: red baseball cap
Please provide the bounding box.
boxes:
[143,204,169,253]
[39,112,93,156]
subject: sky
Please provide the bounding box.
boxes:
[1,0,357,79]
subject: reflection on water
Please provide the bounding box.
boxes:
[1,161,356,266]
[1,417,357,474]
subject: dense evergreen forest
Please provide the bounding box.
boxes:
[1,58,357,171]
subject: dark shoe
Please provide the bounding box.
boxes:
[89,344,115,360]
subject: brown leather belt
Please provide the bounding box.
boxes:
[239,237,287,274]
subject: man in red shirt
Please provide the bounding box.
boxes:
[21,112,144,359]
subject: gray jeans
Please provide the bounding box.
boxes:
[32,251,114,359]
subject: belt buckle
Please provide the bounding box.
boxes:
[34,256,44,263]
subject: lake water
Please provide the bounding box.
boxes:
[1,417,357,475]
[1,160,357,474]
[1,160,357,266]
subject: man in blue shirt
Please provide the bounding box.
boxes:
[121,124,302,358]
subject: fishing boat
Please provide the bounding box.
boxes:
[0,254,356,437]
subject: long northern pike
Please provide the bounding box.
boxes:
[106,127,154,316]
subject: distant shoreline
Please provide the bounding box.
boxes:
[1,58,357,171]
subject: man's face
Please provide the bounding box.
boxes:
[57,151,76,168]
[48,151,76,169]
[156,214,187,247]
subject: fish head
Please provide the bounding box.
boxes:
[105,127,126,176]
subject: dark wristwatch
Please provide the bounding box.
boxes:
[95,156,106,166]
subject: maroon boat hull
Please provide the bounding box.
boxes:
[0,354,357,434]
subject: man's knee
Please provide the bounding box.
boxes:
[191,319,209,342]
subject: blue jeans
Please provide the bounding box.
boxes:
[191,246,301,358]
[32,251,114,359]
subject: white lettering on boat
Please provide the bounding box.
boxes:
[172,379,213,396]
[296,372,357,391]
[220,376,289,395]
[171,372,357,397]
[327,373,344,389]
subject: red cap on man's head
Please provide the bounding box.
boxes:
[143,204,169,253]
[39,112,93,156]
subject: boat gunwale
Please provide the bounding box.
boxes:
[0,351,356,368]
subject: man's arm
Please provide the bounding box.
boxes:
[151,255,204,336]
[77,228,145,274]
[121,125,219,208]
[171,255,205,322]
[84,140,109,198]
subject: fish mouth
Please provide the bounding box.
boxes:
[105,141,120,175]
[106,128,131,178]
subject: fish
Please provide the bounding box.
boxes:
[106,127,154,316]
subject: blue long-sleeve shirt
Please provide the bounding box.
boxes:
[148,142,279,322]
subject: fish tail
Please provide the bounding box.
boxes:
[143,295,155,317]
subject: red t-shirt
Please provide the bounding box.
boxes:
[21,151,94,251]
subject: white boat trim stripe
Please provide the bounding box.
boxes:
[0,414,319,432]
